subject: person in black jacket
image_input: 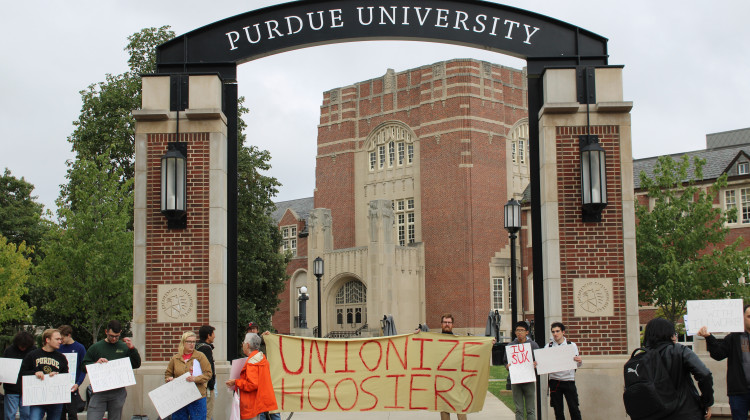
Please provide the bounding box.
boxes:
[697,303,750,420]
[196,325,216,420]
[644,318,713,419]
[3,331,35,420]
[20,328,72,420]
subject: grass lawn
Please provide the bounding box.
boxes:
[488,365,515,410]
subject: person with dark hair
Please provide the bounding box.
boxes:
[82,320,141,420]
[502,321,539,420]
[58,325,86,419]
[698,304,750,420]
[20,329,71,420]
[547,322,583,420]
[437,313,466,420]
[196,325,216,420]
[643,317,713,419]
[3,331,35,420]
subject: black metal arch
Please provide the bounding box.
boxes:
[153,0,610,360]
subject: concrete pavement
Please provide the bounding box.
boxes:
[275,391,515,420]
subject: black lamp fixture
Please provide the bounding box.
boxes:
[579,135,607,222]
[298,286,309,329]
[313,257,324,338]
[504,198,521,325]
[161,142,187,229]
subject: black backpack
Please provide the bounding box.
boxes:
[623,344,680,419]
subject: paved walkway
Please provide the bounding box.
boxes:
[278,392,515,419]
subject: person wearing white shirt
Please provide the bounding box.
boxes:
[547,322,582,420]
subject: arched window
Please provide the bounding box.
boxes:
[334,279,367,328]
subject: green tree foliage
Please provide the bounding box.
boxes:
[34,153,133,342]
[63,26,175,203]
[0,235,35,325]
[0,169,46,252]
[235,97,290,347]
[636,155,750,323]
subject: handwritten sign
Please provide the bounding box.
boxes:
[265,332,492,413]
[505,343,535,384]
[22,374,72,406]
[86,357,136,392]
[533,345,578,375]
[63,353,77,384]
[148,373,202,418]
[687,299,744,335]
[0,358,23,384]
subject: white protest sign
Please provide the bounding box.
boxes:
[229,357,247,391]
[686,299,744,335]
[22,374,72,406]
[533,345,578,375]
[505,343,536,384]
[63,353,77,384]
[86,357,136,392]
[193,359,202,377]
[148,372,202,418]
[0,358,22,384]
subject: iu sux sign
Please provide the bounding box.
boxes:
[265,333,493,413]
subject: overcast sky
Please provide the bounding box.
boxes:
[2,1,749,213]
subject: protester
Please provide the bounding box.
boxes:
[20,329,72,420]
[645,318,713,419]
[165,331,213,420]
[82,320,141,420]
[547,322,583,420]
[4,331,35,420]
[225,333,277,420]
[196,325,216,420]
[698,305,750,420]
[58,325,86,419]
[246,322,278,420]
[437,313,466,420]
[502,321,539,420]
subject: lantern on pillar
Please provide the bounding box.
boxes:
[579,135,607,222]
[161,142,187,229]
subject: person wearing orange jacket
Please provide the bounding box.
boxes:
[225,333,278,420]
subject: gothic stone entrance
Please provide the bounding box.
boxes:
[131,2,637,419]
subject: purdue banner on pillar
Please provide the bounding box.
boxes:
[265,333,492,413]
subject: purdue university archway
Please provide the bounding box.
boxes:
[131,2,637,419]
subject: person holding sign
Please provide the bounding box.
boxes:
[165,331,213,420]
[3,331,35,420]
[698,303,750,420]
[438,313,467,420]
[547,322,582,420]
[502,321,539,420]
[225,333,277,420]
[20,328,71,420]
[58,325,86,419]
[82,320,141,420]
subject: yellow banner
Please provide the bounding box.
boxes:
[265,332,492,413]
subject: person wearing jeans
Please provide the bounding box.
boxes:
[4,331,35,420]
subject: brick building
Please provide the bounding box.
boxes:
[272,59,533,337]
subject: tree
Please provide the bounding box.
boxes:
[0,235,35,325]
[636,155,750,323]
[62,26,175,209]
[34,153,133,342]
[235,97,290,346]
[0,168,46,252]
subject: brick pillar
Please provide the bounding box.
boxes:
[537,67,637,419]
[130,75,228,419]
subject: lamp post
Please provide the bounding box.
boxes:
[298,286,308,329]
[504,198,521,325]
[580,135,608,222]
[313,257,324,338]
[161,142,187,229]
